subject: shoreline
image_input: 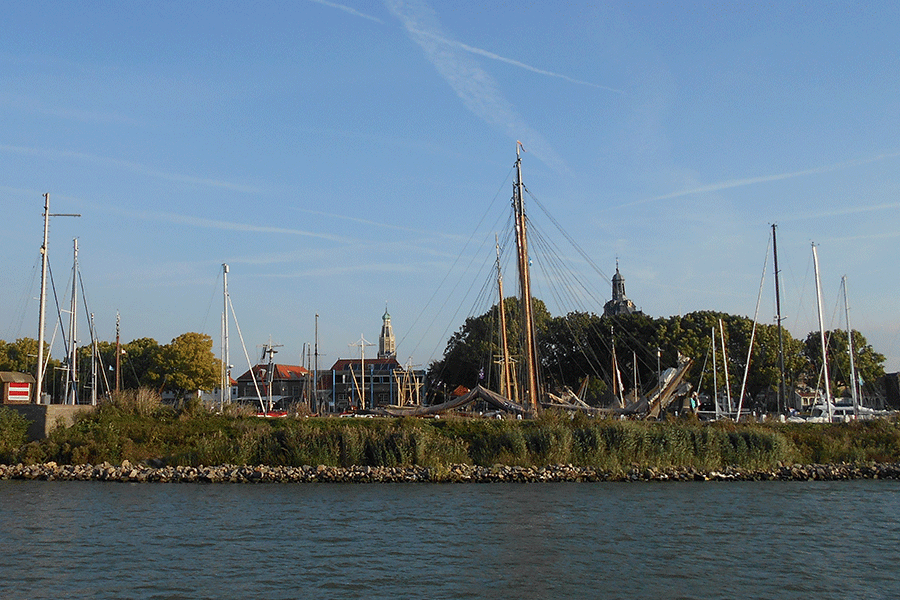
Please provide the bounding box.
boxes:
[2,461,900,483]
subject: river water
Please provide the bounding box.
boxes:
[1,479,898,599]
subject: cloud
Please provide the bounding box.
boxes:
[292,207,467,240]
[129,209,354,243]
[617,151,900,209]
[384,0,568,173]
[407,28,622,93]
[306,0,384,23]
[0,144,265,194]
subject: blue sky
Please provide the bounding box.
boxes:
[2,1,899,375]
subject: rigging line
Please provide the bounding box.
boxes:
[199,268,223,340]
[526,230,606,383]
[417,205,514,363]
[47,259,69,355]
[227,294,265,413]
[7,254,40,340]
[736,233,771,420]
[77,270,111,397]
[401,165,515,357]
[526,188,612,285]
[523,212,659,370]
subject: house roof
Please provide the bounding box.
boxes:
[234,364,308,382]
[329,357,401,372]
[0,371,35,384]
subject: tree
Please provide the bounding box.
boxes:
[0,338,45,373]
[427,297,551,400]
[803,329,886,396]
[155,333,220,399]
[121,338,164,390]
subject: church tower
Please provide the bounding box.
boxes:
[378,306,396,359]
[603,261,640,317]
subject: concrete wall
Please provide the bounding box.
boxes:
[5,404,95,441]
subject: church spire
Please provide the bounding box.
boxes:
[378,304,396,359]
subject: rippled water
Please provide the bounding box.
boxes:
[1,480,898,599]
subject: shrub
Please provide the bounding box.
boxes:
[0,407,29,464]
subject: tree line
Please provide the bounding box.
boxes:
[0,333,221,402]
[427,298,887,410]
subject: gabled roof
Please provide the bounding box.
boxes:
[234,364,308,382]
[329,357,401,372]
[0,372,35,383]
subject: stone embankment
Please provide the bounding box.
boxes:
[2,461,900,483]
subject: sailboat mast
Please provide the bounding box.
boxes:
[719,318,732,414]
[712,327,720,419]
[496,237,513,400]
[36,195,51,404]
[34,195,80,403]
[512,143,540,416]
[772,224,787,413]
[66,238,79,405]
[221,263,230,411]
[812,243,833,421]
[842,276,859,417]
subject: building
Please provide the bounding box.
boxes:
[1,372,34,404]
[378,307,396,359]
[603,262,641,317]
[322,309,425,412]
[234,363,309,405]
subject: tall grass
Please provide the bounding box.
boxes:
[4,402,898,470]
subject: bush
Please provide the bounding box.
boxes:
[0,407,29,464]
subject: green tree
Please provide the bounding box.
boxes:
[427,297,551,400]
[121,338,164,390]
[803,329,886,395]
[155,333,220,399]
[0,337,45,373]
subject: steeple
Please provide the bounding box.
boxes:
[604,259,640,317]
[378,304,396,359]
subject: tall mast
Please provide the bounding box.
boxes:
[314,313,319,413]
[66,238,79,405]
[496,236,513,399]
[842,276,859,417]
[812,243,832,421]
[512,143,540,416]
[34,194,79,403]
[221,263,230,411]
[719,318,732,414]
[90,312,98,405]
[115,311,121,393]
[349,335,374,410]
[712,327,720,419]
[772,224,787,413]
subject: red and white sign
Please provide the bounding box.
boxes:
[6,382,30,403]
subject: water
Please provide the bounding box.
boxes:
[1,480,898,599]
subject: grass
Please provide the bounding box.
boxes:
[3,390,899,473]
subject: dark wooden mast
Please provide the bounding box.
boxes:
[512,143,541,416]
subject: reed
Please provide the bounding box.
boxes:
[5,404,898,470]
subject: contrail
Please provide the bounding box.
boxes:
[293,207,466,240]
[408,28,622,93]
[385,0,568,173]
[306,0,384,23]
[0,144,265,194]
[616,151,900,209]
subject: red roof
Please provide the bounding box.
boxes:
[329,357,401,371]
[235,364,308,382]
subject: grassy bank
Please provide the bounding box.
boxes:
[2,398,899,474]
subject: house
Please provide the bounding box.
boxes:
[234,363,309,405]
[1,372,35,404]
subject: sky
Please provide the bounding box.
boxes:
[2,1,899,376]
